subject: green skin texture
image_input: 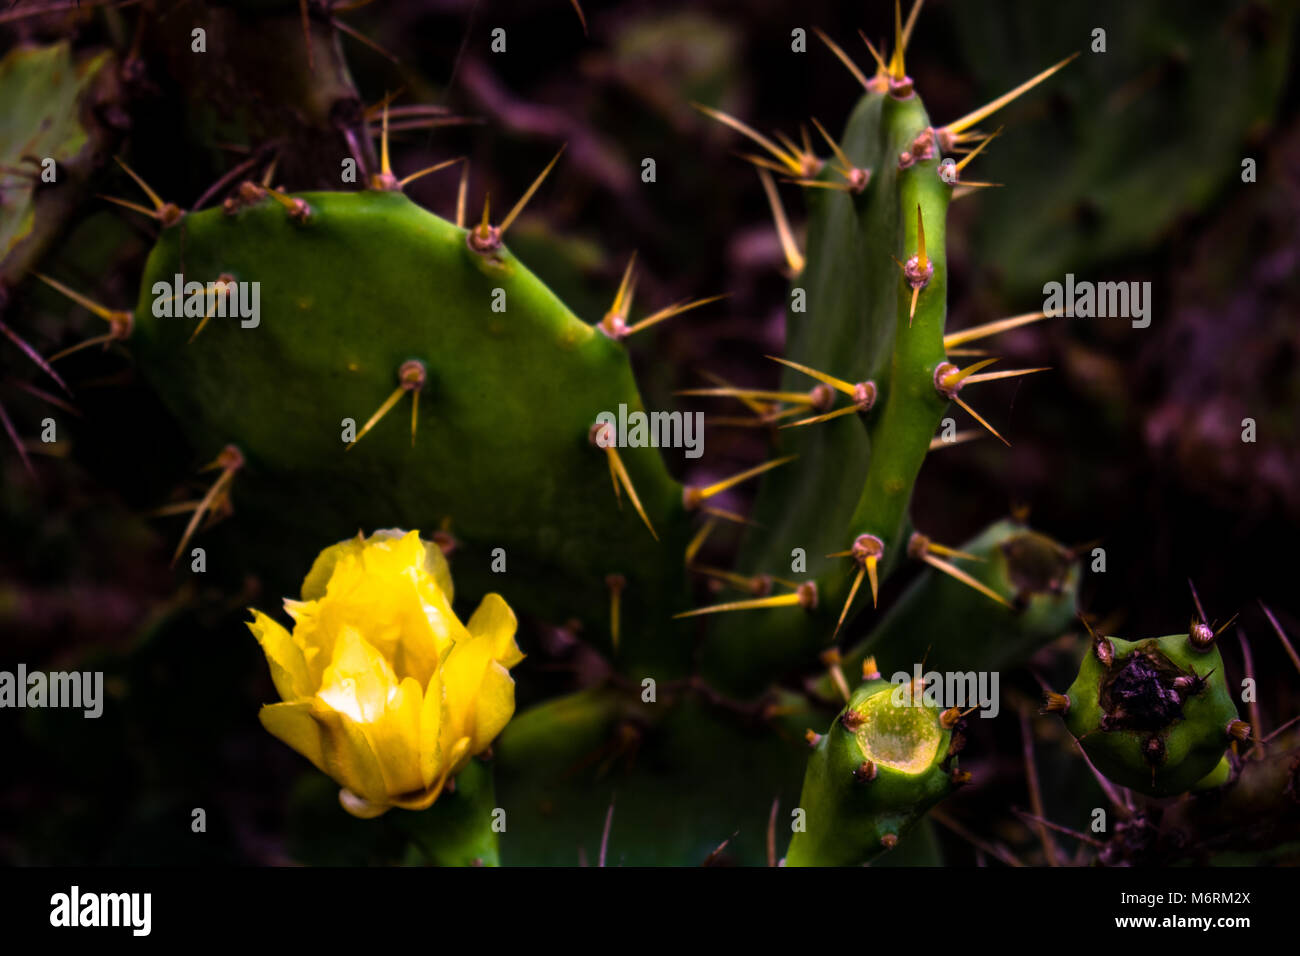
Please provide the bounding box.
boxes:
[129,190,693,677]
[0,43,115,284]
[830,519,1080,690]
[1063,633,1239,797]
[786,678,956,866]
[702,86,954,694]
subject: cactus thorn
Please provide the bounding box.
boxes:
[682,455,796,510]
[1258,601,1300,677]
[804,728,822,748]
[907,532,982,563]
[896,205,933,324]
[879,832,899,850]
[831,533,884,637]
[455,160,470,228]
[108,157,183,227]
[928,429,981,450]
[693,103,818,179]
[467,146,566,253]
[567,0,588,35]
[398,156,464,191]
[691,565,781,597]
[590,421,658,540]
[346,360,426,451]
[684,517,717,566]
[1042,692,1071,715]
[262,187,312,222]
[946,126,1003,181]
[820,648,851,702]
[188,274,237,344]
[605,573,626,651]
[0,399,33,477]
[755,169,805,275]
[862,656,881,681]
[620,294,729,339]
[0,319,71,397]
[959,365,1052,386]
[34,273,132,327]
[809,116,871,192]
[812,27,873,92]
[943,311,1050,349]
[935,361,1011,445]
[170,445,243,567]
[949,769,972,787]
[839,707,866,732]
[917,549,1012,608]
[1227,719,1252,743]
[673,581,816,619]
[853,760,878,783]
[698,504,760,527]
[598,253,638,337]
[940,52,1079,145]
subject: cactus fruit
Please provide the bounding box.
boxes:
[1051,627,1243,797]
[786,674,963,866]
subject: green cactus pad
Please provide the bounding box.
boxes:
[128,188,693,675]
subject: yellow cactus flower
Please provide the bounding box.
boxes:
[248,529,523,818]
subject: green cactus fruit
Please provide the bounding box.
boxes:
[1056,628,1244,797]
[786,675,963,866]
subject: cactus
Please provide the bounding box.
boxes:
[787,671,964,866]
[3,1,1297,869]
[1049,625,1243,797]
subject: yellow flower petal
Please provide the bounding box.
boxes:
[363,675,425,798]
[300,529,454,603]
[467,593,525,668]
[312,702,390,805]
[440,627,517,759]
[258,701,327,772]
[247,610,312,701]
[419,666,446,791]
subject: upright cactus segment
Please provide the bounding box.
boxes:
[696,23,1073,691]
[787,669,964,866]
[1049,626,1244,797]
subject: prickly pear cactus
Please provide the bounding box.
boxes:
[3,0,1298,871]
